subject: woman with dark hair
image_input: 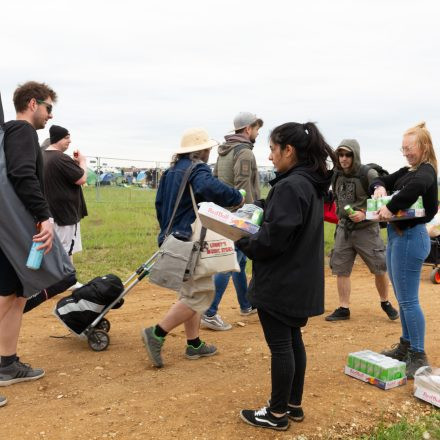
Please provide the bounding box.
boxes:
[237,122,336,431]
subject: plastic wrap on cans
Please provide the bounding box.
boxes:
[414,366,440,408]
[235,204,264,226]
[345,350,407,390]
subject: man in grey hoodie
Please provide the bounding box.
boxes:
[326,139,399,322]
[201,112,263,331]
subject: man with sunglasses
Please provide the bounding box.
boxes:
[326,139,398,322]
[0,81,56,404]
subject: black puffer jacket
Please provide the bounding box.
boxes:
[237,165,332,320]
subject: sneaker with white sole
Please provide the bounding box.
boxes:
[267,399,304,421]
[201,313,232,331]
[0,360,45,386]
[185,342,217,359]
[240,307,258,316]
[240,407,289,431]
[0,395,7,407]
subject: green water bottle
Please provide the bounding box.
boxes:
[239,189,246,198]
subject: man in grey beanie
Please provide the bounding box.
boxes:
[326,139,398,322]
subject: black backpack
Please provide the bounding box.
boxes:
[332,163,389,195]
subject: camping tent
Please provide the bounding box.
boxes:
[99,173,114,185]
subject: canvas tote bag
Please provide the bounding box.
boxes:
[189,186,239,280]
[0,93,75,297]
[149,164,201,292]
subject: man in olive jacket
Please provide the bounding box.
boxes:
[201,112,263,331]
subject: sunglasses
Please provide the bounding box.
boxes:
[36,99,53,115]
[337,151,353,158]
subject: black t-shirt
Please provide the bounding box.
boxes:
[3,120,50,222]
[43,150,88,226]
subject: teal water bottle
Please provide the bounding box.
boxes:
[26,223,44,270]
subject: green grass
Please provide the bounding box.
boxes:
[74,186,338,281]
[359,412,440,440]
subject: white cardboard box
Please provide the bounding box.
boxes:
[366,208,425,222]
[198,202,260,241]
[344,366,407,390]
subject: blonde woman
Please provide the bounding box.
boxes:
[374,122,438,378]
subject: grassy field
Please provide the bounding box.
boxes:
[74,185,337,281]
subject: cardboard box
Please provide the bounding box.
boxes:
[366,208,425,222]
[198,202,260,241]
[414,366,440,408]
[344,366,407,390]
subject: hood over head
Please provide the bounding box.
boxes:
[336,139,361,174]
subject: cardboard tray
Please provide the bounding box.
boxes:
[366,208,425,222]
[344,366,407,390]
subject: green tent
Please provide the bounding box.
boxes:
[86,168,97,185]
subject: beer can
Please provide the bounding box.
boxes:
[367,198,377,211]
[344,204,356,215]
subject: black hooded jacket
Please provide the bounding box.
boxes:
[236,165,332,324]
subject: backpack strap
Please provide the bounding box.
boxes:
[358,164,371,194]
[233,143,251,160]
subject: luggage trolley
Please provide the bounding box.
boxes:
[425,237,440,284]
[82,252,158,351]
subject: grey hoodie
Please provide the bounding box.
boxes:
[213,134,260,203]
[333,139,378,223]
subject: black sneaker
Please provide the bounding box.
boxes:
[381,337,410,361]
[325,307,350,321]
[0,360,45,386]
[240,407,289,431]
[0,395,7,407]
[381,301,399,320]
[406,349,429,379]
[267,399,304,422]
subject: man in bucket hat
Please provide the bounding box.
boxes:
[201,112,263,331]
[141,128,244,368]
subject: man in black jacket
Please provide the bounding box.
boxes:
[0,82,57,402]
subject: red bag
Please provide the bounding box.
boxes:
[324,201,338,224]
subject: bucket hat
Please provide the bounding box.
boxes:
[175,128,218,154]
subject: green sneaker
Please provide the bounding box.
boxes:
[185,341,217,359]
[141,327,164,368]
[0,395,7,407]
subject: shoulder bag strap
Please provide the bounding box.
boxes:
[163,162,196,238]
[189,185,207,244]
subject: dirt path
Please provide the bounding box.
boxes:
[1,263,439,439]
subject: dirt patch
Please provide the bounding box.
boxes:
[1,263,439,439]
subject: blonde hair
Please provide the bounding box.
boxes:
[404,121,437,173]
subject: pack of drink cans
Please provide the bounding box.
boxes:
[365,196,425,221]
[345,350,407,390]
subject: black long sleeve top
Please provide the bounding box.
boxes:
[370,163,437,229]
[3,120,51,222]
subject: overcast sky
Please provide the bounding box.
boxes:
[2,0,440,171]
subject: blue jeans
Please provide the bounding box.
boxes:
[205,248,251,316]
[386,224,430,352]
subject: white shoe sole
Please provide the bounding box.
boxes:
[200,320,232,331]
[0,370,45,387]
[0,397,7,407]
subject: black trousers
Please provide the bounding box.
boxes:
[258,309,307,414]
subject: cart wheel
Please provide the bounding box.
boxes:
[430,267,440,284]
[88,330,110,351]
[96,318,111,332]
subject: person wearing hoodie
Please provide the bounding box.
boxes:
[326,140,398,322]
[201,112,263,331]
[237,122,336,431]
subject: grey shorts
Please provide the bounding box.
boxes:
[330,223,387,276]
[178,275,215,314]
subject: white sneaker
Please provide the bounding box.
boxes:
[68,282,83,291]
[201,314,232,331]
